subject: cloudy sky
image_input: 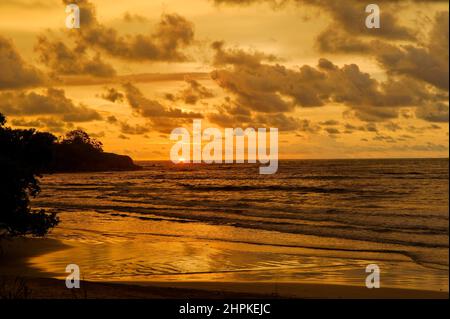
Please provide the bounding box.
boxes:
[0,0,448,159]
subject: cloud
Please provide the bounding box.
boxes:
[415,102,449,123]
[0,0,58,9]
[11,117,72,133]
[123,12,149,23]
[100,87,125,103]
[373,135,397,143]
[0,36,44,90]
[374,12,449,91]
[123,83,202,119]
[151,117,196,134]
[164,78,215,105]
[106,115,118,124]
[118,134,130,140]
[35,35,116,77]
[213,0,416,40]
[61,0,195,62]
[0,88,102,122]
[210,43,446,123]
[212,0,449,94]
[320,120,340,126]
[325,127,340,135]
[177,79,215,105]
[254,113,303,131]
[315,10,449,92]
[212,41,279,67]
[207,99,316,132]
[383,122,402,132]
[404,142,448,152]
[316,26,371,54]
[119,122,151,135]
[120,82,203,133]
[313,1,415,41]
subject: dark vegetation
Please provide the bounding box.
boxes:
[0,113,140,237]
[49,129,141,172]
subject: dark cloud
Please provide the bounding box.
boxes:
[406,142,448,152]
[214,0,416,40]
[123,83,202,119]
[316,10,449,91]
[165,79,215,105]
[365,123,378,133]
[150,117,196,134]
[0,88,101,122]
[320,120,340,126]
[100,87,125,103]
[383,122,402,132]
[212,41,279,67]
[325,127,340,135]
[0,36,44,90]
[313,1,415,41]
[121,83,203,133]
[213,0,448,95]
[35,35,116,77]
[178,79,215,105]
[0,0,58,9]
[120,122,151,135]
[11,117,71,133]
[398,134,414,141]
[118,134,130,140]
[316,26,371,54]
[373,135,397,143]
[106,115,118,124]
[123,12,149,23]
[211,43,446,123]
[89,131,105,138]
[62,0,195,62]
[210,48,295,112]
[254,113,302,131]
[415,102,449,123]
[375,12,449,90]
[207,99,317,132]
[208,110,301,132]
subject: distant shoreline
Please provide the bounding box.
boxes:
[134,157,449,163]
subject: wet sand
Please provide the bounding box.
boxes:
[1,237,448,299]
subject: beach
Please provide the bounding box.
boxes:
[0,237,448,299]
[1,159,448,299]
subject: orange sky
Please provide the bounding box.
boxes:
[0,0,448,160]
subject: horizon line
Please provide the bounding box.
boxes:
[133,157,450,162]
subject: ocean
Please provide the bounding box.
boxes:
[31,158,449,291]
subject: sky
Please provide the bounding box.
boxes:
[0,0,448,160]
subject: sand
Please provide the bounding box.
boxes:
[0,237,448,299]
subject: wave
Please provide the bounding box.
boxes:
[177,183,354,194]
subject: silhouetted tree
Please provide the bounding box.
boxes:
[61,130,103,152]
[0,113,59,237]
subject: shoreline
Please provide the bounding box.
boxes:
[1,277,448,299]
[1,237,448,299]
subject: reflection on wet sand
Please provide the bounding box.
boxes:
[28,211,448,293]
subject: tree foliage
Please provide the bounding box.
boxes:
[0,114,139,236]
[61,129,103,152]
[0,113,59,237]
